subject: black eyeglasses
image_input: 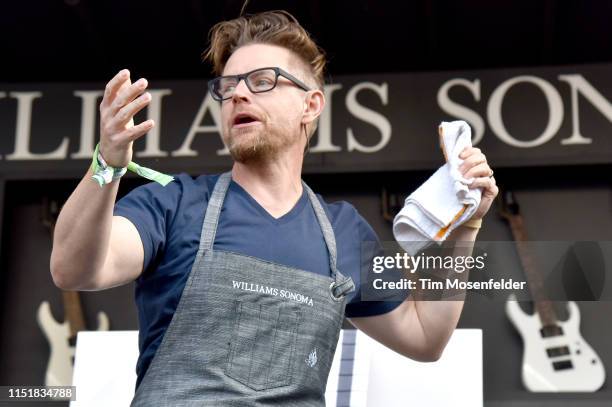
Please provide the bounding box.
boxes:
[208,67,311,101]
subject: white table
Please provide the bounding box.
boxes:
[71,328,483,406]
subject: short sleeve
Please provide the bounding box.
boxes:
[345,212,406,318]
[113,175,185,273]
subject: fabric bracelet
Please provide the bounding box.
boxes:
[462,217,482,229]
[90,143,174,187]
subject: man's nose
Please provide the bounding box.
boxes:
[231,79,251,103]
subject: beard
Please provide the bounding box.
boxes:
[223,122,295,163]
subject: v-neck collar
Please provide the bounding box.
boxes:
[229,180,309,225]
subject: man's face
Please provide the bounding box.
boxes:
[219,43,309,163]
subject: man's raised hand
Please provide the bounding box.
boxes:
[99,69,154,167]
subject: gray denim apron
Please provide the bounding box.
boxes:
[131,172,355,406]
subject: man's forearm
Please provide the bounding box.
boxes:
[410,225,479,356]
[50,167,119,289]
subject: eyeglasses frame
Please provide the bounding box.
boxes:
[208,66,312,101]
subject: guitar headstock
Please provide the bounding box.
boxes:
[497,189,520,222]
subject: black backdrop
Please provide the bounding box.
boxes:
[1,165,612,406]
[2,1,612,406]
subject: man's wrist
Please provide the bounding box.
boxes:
[91,143,127,187]
[97,148,127,179]
[461,217,482,229]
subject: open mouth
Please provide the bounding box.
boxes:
[232,113,261,127]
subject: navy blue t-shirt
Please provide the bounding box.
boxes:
[114,173,402,389]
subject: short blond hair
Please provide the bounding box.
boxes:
[202,10,326,90]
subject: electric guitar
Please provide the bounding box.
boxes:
[499,190,605,392]
[37,198,110,387]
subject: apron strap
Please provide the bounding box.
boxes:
[303,184,338,277]
[197,171,232,255]
[303,183,354,297]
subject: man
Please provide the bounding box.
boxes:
[51,10,498,406]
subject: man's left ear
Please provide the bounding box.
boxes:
[301,90,325,125]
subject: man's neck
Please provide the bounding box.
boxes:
[231,150,304,219]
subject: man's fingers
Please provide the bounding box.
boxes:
[122,120,155,143]
[459,146,481,159]
[112,92,152,128]
[111,78,149,115]
[102,69,130,108]
[463,162,490,179]
[459,153,486,173]
[468,175,498,192]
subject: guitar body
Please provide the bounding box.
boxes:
[506,294,605,392]
[37,301,110,386]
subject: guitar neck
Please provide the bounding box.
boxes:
[507,214,558,326]
[62,291,87,336]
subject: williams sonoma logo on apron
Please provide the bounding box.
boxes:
[232,280,315,307]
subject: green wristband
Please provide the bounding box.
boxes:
[91,143,174,187]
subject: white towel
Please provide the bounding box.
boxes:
[392,121,482,255]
